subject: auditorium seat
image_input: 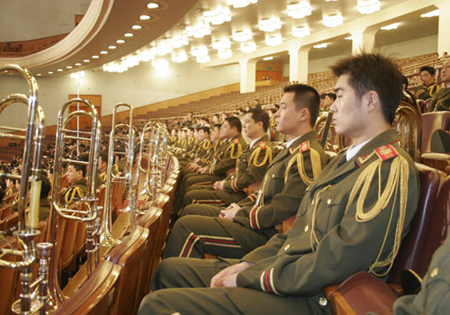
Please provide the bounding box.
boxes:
[0,237,20,315]
[104,225,150,315]
[421,111,450,153]
[54,260,121,315]
[325,168,449,315]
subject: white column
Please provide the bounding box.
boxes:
[289,46,310,83]
[351,28,376,54]
[239,59,257,93]
[436,0,450,56]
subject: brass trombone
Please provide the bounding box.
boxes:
[0,65,51,314]
[48,98,101,308]
[100,103,136,247]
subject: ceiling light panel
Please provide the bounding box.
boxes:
[292,25,310,38]
[258,17,282,32]
[240,42,256,53]
[323,12,343,27]
[357,0,381,14]
[203,6,231,25]
[265,33,283,46]
[226,0,258,9]
[287,1,312,19]
[232,29,253,42]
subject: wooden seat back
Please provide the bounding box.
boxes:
[421,111,450,153]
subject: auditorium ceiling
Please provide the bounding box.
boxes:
[0,0,439,77]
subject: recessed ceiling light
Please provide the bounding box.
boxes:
[108,45,117,49]
[263,56,273,61]
[124,33,134,37]
[66,66,73,69]
[116,39,125,44]
[75,62,82,66]
[147,2,159,9]
[36,73,42,76]
[83,59,90,63]
[380,22,400,30]
[140,15,151,20]
[313,43,328,49]
[57,69,63,72]
[421,9,439,18]
[100,51,108,54]
[48,71,54,74]
[132,25,142,30]
[92,55,99,59]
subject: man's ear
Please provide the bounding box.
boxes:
[298,108,310,123]
[365,91,380,112]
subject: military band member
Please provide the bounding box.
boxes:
[95,153,108,188]
[164,85,327,259]
[139,53,420,315]
[429,58,449,112]
[415,66,441,100]
[61,162,87,206]
[180,108,274,209]
[172,117,247,215]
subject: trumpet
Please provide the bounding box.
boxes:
[100,103,136,247]
[48,97,101,308]
[0,64,50,314]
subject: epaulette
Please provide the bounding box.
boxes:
[285,140,322,185]
[289,140,311,154]
[64,186,85,205]
[259,141,266,150]
[234,138,240,145]
[249,140,272,167]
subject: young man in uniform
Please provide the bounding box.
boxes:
[139,53,420,315]
[163,84,328,260]
[179,108,273,210]
[61,162,87,206]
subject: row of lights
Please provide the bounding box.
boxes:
[38,2,160,76]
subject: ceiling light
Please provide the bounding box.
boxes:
[124,55,140,67]
[92,55,99,59]
[75,63,82,66]
[263,56,274,61]
[196,55,211,63]
[48,71,54,74]
[83,59,90,63]
[212,37,231,50]
[345,36,353,40]
[108,45,117,49]
[152,59,169,70]
[132,25,142,30]
[124,33,134,37]
[357,0,380,14]
[287,1,312,19]
[172,50,188,63]
[156,41,172,56]
[66,66,73,69]
[218,49,233,59]
[70,71,85,80]
[116,39,125,44]
[36,73,42,76]
[226,0,257,8]
[103,62,128,73]
[259,17,282,32]
[191,45,209,57]
[292,25,310,38]
[139,49,156,62]
[100,51,108,54]
[421,9,439,18]
[147,2,159,9]
[380,22,400,30]
[166,35,189,48]
[140,15,151,20]
[323,12,343,27]
[265,33,283,46]
[203,6,232,25]
[186,21,211,38]
[313,43,328,49]
[57,69,63,72]
[232,29,252,42]
[240,42,256,53]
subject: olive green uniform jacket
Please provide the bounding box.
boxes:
[61,178,87,206]
[429,87,450,112]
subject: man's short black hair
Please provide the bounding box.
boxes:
[225,116,242,134]
[199,126,210,135]
[331,53,403,124]
[402,75,409,89]
[283,84,321,127]
[420,66,436,76]
[246,108,270,132]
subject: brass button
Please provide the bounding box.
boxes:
[304,225,309,232]
[272,174,275,178]
[319,297,328,306]
[284,244,291,251]
[430,267,439,278]
[327,198,331,205]
[311,200,315,206]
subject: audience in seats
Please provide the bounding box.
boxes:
[414,66,441,100]
[138,53,420,315]
[61,161,87,206]
[163,84,328,260]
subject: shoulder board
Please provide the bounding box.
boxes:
[234,138,240,144]
[259,141,266,150]
[299,141,311,153]
[375,144,399,161]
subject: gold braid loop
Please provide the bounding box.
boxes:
[284,148,322,185]
[226,141,243,159]
[345,155,410,277]
[310,185,331,251]
[249,145,273,168]
[64,186,85,205]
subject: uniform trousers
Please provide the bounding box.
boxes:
[182,186,246,210]
[163,215,269,259]
[181,204,222,217]
[138,257,331,315]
